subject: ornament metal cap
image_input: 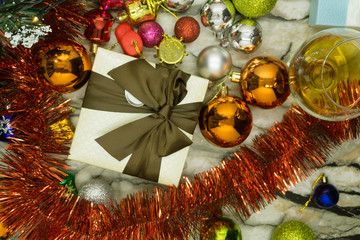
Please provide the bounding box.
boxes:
[230,72,241,83]
[322,175,327,183]
[116,11,129,23]
[90,42,99,54]
[219,84,228,96]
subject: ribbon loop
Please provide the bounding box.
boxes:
[82,59,202,183]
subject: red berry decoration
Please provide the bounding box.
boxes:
[120,31,143,58]
[174,16,200,43]
[115,23,134,42]
[115,23,144,58]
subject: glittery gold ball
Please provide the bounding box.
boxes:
[37,39,92,93]
[272,221,316,240]
[239,56,290,109]
[232,0,277,18]
[200,217,242,240]
[199,93,252,148]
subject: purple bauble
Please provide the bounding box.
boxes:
[137,21,164,48]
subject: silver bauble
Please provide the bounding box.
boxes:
[228,19,262,53]
[79,179,113,205]
[200,0,236,32]
[197,45,232,81]
[164,0,194,12]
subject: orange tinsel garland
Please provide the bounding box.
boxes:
[0,36,359,240]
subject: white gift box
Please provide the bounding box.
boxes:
[69,48,208,186]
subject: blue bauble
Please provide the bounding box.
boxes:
[313,183,339,208]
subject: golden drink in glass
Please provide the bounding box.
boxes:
[289,28,360,121]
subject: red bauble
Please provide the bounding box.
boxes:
[84,9,114,43]
[174,16,200,43]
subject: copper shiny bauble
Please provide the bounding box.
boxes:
[199,92,252,148]
[37,40,92,93]
[239,56,290,109]
[0,222,9,239]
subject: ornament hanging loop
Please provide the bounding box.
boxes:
[160,4,178,19]
[204,81,228,105]
[219,83,228,96]
[133,41,145,59]
[300,173,325,212]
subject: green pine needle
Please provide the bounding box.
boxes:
[0,0,67,32]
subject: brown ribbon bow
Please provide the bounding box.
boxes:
[82,59,202,183]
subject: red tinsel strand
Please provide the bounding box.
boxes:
[1,44,360,240]
[90,106,359,239]
[0,47,73,154]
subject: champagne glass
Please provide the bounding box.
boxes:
[289,28,360,121]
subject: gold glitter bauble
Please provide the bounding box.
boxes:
[199,90,252,148]
[200,217,242,240]
[232,0,277,18]
[49,117,75,143]
[272,221,316,240]
[37,40,92,93]
[239,56,290,109]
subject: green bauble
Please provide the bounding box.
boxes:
[272,221,316,240]
[232,0,277,18]
[200,217,242,240]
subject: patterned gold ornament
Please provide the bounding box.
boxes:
[154,34,188,66]
[272,221,316,240]
[232,0,277,18]
[37,39,92,93]
[232,56,290,109]
[199,86,252,148]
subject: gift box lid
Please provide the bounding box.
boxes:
[309,0,360,28]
